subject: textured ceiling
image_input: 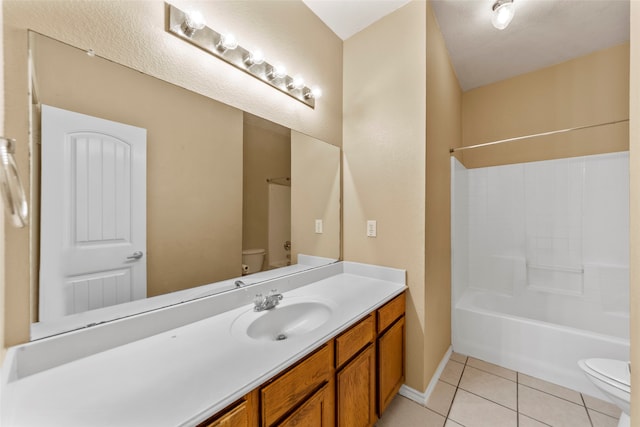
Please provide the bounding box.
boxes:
[431,0,630,90]
[304,0,630,91]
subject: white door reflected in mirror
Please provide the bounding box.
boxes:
[39,105,147,321]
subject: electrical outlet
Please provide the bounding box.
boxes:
[315,219,323,234]
[367,220,377,237]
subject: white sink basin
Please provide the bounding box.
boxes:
[231,298,335,342]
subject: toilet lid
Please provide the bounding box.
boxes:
[584,359,630,387]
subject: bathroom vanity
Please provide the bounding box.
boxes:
[202,293,405,427]
[1,262,406,427]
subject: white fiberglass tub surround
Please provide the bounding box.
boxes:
[451,152,630,397]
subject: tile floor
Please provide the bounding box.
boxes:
[377,353,622,427]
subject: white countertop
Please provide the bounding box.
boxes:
[1,262,405,427]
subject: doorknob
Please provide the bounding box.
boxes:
[126,251,144,260]
[283,241,291,251]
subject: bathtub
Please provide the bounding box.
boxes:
[452,288,630,398]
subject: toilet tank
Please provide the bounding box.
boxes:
[242,249,266,274]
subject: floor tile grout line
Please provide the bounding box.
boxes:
[460,387,519,414]
[516,372,519,427]
[581,393,595,427]
[464,364,518,384]
[466,361,517,382]
[456,357,519,414]
[451,356,617,427]
[443,358,467,426]
[587,407,622,420]
[580,393,622,419]
[518,382,587,408]
[519,413,554,427]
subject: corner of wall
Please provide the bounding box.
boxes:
[424,0,462,387]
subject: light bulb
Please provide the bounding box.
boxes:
[268,64,287,80]
[491,0,515,30]
[219,33,238,51]
[304,87,323,100]
[245,49,265,66]
[288,75,305,90]
[182,10,206,37]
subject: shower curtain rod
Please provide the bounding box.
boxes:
[449,119,629,154]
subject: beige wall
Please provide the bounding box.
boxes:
[343,1,427,391]
[424,1,461,387]
[3,0,343,347]
[291,131,340,262]
[629,1,639,424]
[32,33,243,301]
[461,44,629,168]
[243,113,291,267]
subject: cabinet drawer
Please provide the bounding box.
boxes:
[261,343,333,426]
[377,293,405,333]
[335,314,375,369]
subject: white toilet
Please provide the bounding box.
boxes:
[578,358,630,427]
[242,249,266,275]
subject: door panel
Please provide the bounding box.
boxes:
[40,105,146,322]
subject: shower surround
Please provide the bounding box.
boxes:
[451,152,630,397]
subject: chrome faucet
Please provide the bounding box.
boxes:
[254,289,283,311]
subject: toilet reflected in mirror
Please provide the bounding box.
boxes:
[242,249,266,275]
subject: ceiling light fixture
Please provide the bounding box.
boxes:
[167,3,320,108]
[491,0,515,30]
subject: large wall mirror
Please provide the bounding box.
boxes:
[29,32,341,339]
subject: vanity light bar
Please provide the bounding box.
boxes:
[166,3,319,109]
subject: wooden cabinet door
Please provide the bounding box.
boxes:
[377,317,405,415]
[201,401,248,427]
[336,344,376,427]
[261,344,333,426]
[277,383,334,427]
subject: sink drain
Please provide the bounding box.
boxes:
[276,333,288,341]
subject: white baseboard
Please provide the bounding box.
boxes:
[398,345,453,405]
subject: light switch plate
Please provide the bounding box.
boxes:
[315,219,323,234]
[367,220,377,237]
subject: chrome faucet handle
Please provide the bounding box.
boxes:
[254,293,264,306]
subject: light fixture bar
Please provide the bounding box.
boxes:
[166,4,316,108]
